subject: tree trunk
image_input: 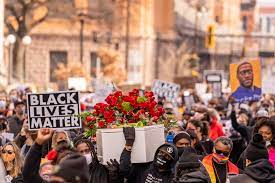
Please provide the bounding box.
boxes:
[12,39,25,83]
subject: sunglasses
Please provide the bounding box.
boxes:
[215,149,230,157]
[2,150,14,155]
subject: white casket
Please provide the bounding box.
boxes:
[96,124,165,164]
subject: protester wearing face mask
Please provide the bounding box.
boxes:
[7,101,26,137]
[119,127,178,183]
[51,130,71,150]
[143,144,178,183]
[173,131,192,157]
[1,142,23,183]
[202,137,239,183]
[230,134,275,183]
[74,135,120,183]
[186,120,214,156]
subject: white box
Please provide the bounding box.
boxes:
[96,124,165,164]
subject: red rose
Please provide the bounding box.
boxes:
[80,103,86,111]
[114,91,122,97]
[89,124,95,129]
[157,107,165,115]
[47,149,58,160]
[104,110,115,119]
[86,116,95,122]
[129,89,139,96]
[145,91,154,98]
[98,121,105,128]
[106,116,115,124]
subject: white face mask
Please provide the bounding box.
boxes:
[84,153,92,165]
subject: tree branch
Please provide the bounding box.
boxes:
[4,19,16,35]
[29,11,49,29]
[5,4,21,23]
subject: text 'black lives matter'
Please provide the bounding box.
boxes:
[27,91,81,130]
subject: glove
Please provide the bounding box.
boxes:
[106,159,120,183]
[123,127,135,146]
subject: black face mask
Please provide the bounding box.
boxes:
[154,154,173,170]
[177,147,185,157]
[57,140,69,146]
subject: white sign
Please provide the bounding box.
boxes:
[27,91,81,130]
[92,79,114,105]
[152,80,180,102]
[68,77,87,91]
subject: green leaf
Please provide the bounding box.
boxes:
[137,96,147,103]
[122,102,132,112]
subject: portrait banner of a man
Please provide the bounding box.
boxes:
[230,59,262,103]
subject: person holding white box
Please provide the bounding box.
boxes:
[119,127,179,183]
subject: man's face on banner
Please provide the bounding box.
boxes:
[237,63,253,88]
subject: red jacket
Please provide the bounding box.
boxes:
[209,117,225,141]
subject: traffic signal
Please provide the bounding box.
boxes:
[205,24,215,49]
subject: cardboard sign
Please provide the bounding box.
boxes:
[152,80,180,102]
[27,91,81,130]
[230,59,261,103]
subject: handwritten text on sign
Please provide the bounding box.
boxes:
[27,91,81,130]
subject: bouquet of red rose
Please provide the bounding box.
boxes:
[82,89,165,137]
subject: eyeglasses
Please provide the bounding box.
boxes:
[1,150,14,155]
[215,149,230,157]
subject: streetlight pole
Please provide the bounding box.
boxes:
[22,35,32,83]
[6,34,16,84]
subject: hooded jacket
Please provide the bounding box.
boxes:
[119,144,178,183]
[230,159,275,183]
[142,144,178,183]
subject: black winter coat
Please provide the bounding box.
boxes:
[119,149,151,183]
[231,111,253,144]
[230,159,275,183]
[172,169,210,183]
[22,142,44,183]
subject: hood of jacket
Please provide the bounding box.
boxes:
[245,159,275,183]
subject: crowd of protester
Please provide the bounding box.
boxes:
[0,86,274,183]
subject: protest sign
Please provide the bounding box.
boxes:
[68,77,87,91]
[230,59,261,103]
[152,80,180,102]
[27,91,81,130]
[92,79,114,106]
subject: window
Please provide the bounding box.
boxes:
[90,52,98,77]
[267,17,271,33]
[128,50,142,83]
[49,51,67,82]
[259,17,262,32]
[242,16,247,31]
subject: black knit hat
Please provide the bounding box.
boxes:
[53,153,89,183]
[245,133,269,162]
[173,131,191,145]
[177,147,200,169]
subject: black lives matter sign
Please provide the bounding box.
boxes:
[27,91,81,130]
